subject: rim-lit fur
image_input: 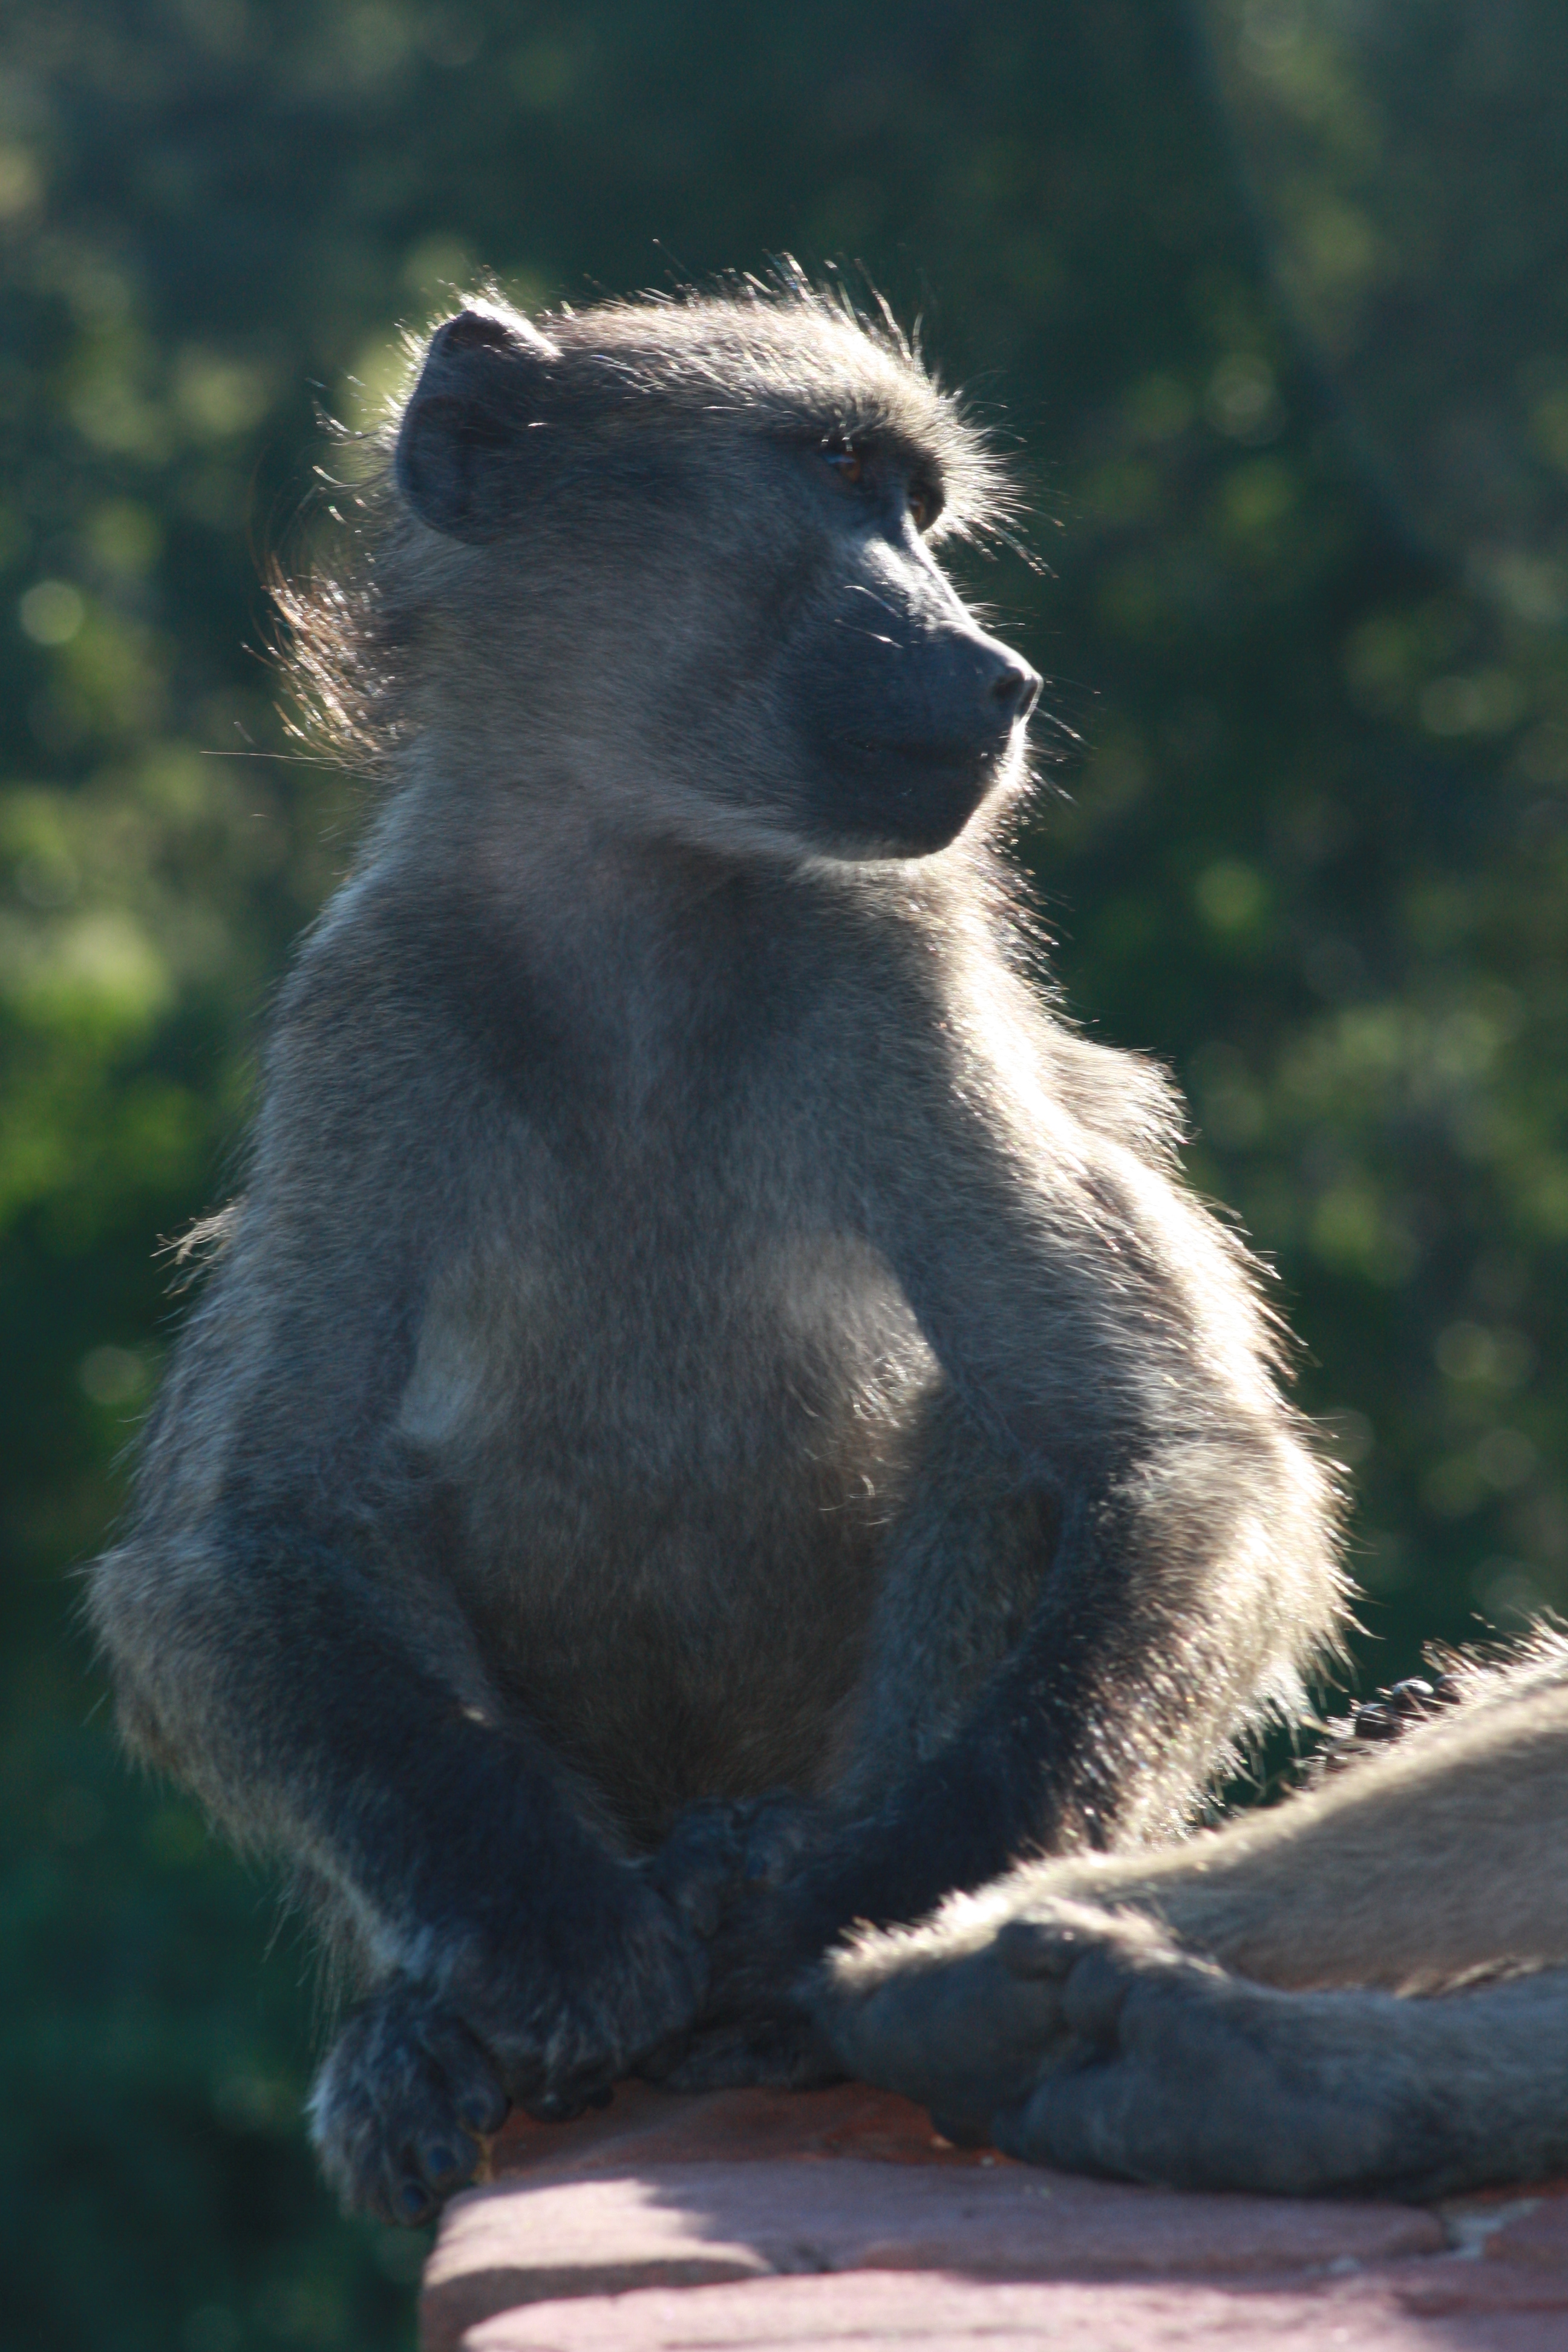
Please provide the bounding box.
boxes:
[822,1632,1568,2197]
[276,273,1019,773]
[91,279,1346,2227]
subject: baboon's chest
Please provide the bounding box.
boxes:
[411,1221,920,1494]
[394,1182,930,1802]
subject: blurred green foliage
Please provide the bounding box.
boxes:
[2,2,1566,2345]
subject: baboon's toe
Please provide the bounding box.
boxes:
[813,1910,1100,2138]
[310,1979,508,2224]
[645,2010,841,2092]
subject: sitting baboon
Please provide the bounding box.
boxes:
[88,277,1343,2226]
[822,1635,1568,2198]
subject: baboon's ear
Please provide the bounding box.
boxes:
[394,309,562,544]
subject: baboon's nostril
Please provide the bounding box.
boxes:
[990,656,1041,720]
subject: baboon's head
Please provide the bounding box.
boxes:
[377,283,1040,860]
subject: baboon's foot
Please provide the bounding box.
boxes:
[641,2008,843,2094]
[312,1878,707,2223]
[309,1981,509,2226]
[475,1866,710,2117]
[643,1790,834,2054]
[989,1907,1413,2195]
[814,1910,1083,2143]
[1318,1673,1465,1775]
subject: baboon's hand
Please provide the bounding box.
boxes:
[645,1789,828,1938]
[812,1903,1101,2142]
[312,1869,706,2223]
[452,1863,707,2119]
[990,1909,1408,2194]
[633,1793,840,2092]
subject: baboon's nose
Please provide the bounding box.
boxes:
[988,651,1042,724]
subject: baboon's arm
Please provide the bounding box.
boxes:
[95,1289,702,2102]
[90,952,705,2121]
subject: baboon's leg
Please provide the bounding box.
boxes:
[658,1429,1328,2091]
[1101,1664,1568,1993]
[828,1390,1062,1815]
[817,1662,1568,2143]
[989,1915,1568,2200]
[747,1443,1321,1964]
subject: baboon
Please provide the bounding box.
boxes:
[88,278,1343,2227]
[822,1636,1568,2198]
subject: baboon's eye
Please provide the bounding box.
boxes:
[908,481,938,533]
[822,442,865,487]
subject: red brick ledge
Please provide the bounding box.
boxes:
[420,2080,1568,2352]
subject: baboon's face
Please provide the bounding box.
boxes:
[743,434,1040,857]
[394,303,1040,859]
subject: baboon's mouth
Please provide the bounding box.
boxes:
[841,736,1004,770]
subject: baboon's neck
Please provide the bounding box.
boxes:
[357,746,876,1060]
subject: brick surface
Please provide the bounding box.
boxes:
[1481,2195,1568,2269]
[419,2082,1568,2352]
[453,2269,1568,2351]
[482,2078,1010,2175]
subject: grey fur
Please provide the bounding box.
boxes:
[88,277,1344,2224]
[820,1635,1568,2197]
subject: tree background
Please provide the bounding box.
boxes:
[4,2,1566,2345]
